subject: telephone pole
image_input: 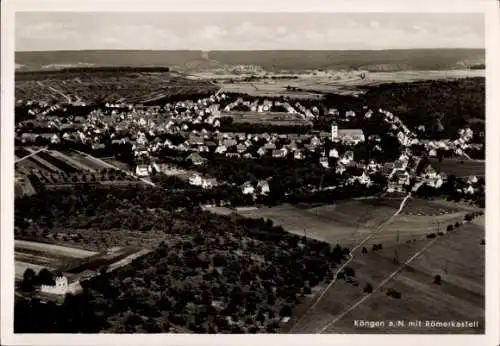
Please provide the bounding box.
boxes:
[393,229,400,264]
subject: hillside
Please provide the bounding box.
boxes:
[16,49,485,72]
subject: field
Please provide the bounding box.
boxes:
[430,158,485,177]
[225,111,312,126]
[289,220,484,334]
[215,69,485,98]
[237,198,469,247]
[14,239,97,280]
[15,148,138,188]
[15,68,217,104]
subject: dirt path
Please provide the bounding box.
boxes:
[317,238,438,333]
[288,192,413,332]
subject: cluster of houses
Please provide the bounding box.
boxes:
[17,88,484,200]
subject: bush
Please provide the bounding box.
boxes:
[434,274,442,285]
[437,232,444,236]
[426,233,436,239]
[362,247,368,254]
[344,267,355,277]
[363,283,373,293]
[446,225,453,232]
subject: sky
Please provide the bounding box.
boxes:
[15,12,485,51]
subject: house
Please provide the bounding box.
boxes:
[294,150,306,160]
[257,180,270,195]
[319,157,329,168]
[336,164,346,175]
[338,129,365,144]
[215,145,227,154]
[263,142,276,151]
[135,164,150,177]
[50,134,60,144]
[429,148,437,157]
[310,136,321,147]
[339,151,354,165]
[467,176,479,185]
[41,275,71,295]
[236,143,247,153]
[226,152,241,158]
[358,172,371,185]
[328,148,339,158]
[395,170,410,185]
[272,148,288,158]
[257,147,267,157]
[465,185,475,195]
[189,173,203,186]
[367,160,378,172]
[188,135,204,146]
[186,153,206,166]
[241,181,255,195]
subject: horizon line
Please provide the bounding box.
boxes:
[15,47,485,53]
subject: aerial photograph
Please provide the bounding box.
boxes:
[12,11,485,334]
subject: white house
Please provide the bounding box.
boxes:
[189,173,203,186]
[257,180,270,195]
[41,276,71,295]
[135,165,150,177]
[328,148,339,158]
[215,145,227,154]
[241,182,255,195]
[467,176,479,185]
[319,157,329,169]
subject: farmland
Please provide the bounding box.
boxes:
[14,240,97,280]
[237,198,469,247]
[290,220,484,334]
[429,158,485,177]
[15,147,140,190]
[210,69,485,97]
[225,111,312,126]
[15,68,217,104]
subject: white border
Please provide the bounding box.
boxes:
[2,1,499,346]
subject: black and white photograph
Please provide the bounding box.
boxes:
[1,1,499,345]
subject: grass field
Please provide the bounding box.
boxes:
[290,221,484,334]
[430,158,485,177]
[237,198,468,247]
[217,70,485,97]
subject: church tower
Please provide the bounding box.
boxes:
[331,121,338,141]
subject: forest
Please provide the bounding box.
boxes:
[14,184,350,333]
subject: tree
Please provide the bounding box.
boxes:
[38,268,54,285]
[362,247,368,254]
[344,267,355,277]
[363,283,373,293]
[21,268,36,291]
[434,274,442,285]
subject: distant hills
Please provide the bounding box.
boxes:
[15,49,485,72]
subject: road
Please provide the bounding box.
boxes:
[15,148,47,163]
[317,237,438,333]
[288,191,413,333]
[37,81,72,103]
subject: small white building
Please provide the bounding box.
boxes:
[41,276,70,295]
